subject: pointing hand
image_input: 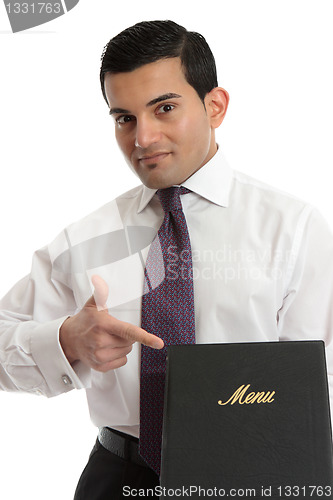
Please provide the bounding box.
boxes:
[60,275,164,372]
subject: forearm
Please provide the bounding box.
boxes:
[0,243,91,397]
[277,207,333,421]
[0,315,91,397]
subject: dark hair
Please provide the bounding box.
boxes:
[100,20,218,104]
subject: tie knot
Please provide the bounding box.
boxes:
[157,186,190,214]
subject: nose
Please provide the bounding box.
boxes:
[134,116,162,149]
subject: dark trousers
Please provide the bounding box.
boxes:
[74,439,160,499]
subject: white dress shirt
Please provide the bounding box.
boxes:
[1,148,333,439]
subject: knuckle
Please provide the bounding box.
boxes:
[98,364,111,373]
[121,323,132,340]
[92,364,108,373]
[90,322,103,336]
[113,356,128,369]
[93,350,105,364]
[89,358,102,371]
[92,335,105,350]
[125,345,133,355]
[93,356,128,373]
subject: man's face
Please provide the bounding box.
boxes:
[104,58,223,189]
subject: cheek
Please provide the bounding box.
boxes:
[173,116,198,147]
[115,131,131,157]
[177,114,211,157]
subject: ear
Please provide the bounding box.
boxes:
[205,87,229,129]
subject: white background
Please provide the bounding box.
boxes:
[0,1,332,498]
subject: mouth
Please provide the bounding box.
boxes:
[138,152,170,166]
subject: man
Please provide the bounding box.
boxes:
[1,20,333,499]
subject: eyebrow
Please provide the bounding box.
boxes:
[109,92,182,115]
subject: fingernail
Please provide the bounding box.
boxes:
[153,339,164,349]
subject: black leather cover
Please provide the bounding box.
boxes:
[160,341,333,499]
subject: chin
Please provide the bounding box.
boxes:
[144,179,174,190]
[140,171,176,190]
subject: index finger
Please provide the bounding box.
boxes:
[110,316,164,349]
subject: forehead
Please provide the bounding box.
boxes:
[103,57,196,108]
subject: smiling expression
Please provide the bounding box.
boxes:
[104,57,228,189]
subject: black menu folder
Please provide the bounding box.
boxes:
[160,341,333,499]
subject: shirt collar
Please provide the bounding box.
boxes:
[137,147,233,213]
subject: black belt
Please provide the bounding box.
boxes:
[98,427,149,468]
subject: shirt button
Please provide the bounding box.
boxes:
[61,374,73,386]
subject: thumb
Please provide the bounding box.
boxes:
[89,274,109,311]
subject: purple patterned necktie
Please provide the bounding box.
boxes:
[139,186,196,475]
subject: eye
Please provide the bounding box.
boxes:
[157,104,175,114]
[115,115,135,125]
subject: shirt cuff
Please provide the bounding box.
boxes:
[30,316,92,396]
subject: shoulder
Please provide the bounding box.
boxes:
[227,170,328,247]
[66,184,144,236]
[47,185,144,260]
[231,169,311,217]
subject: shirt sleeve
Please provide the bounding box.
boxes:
[0,245,91,397]
[277,206,333,411]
